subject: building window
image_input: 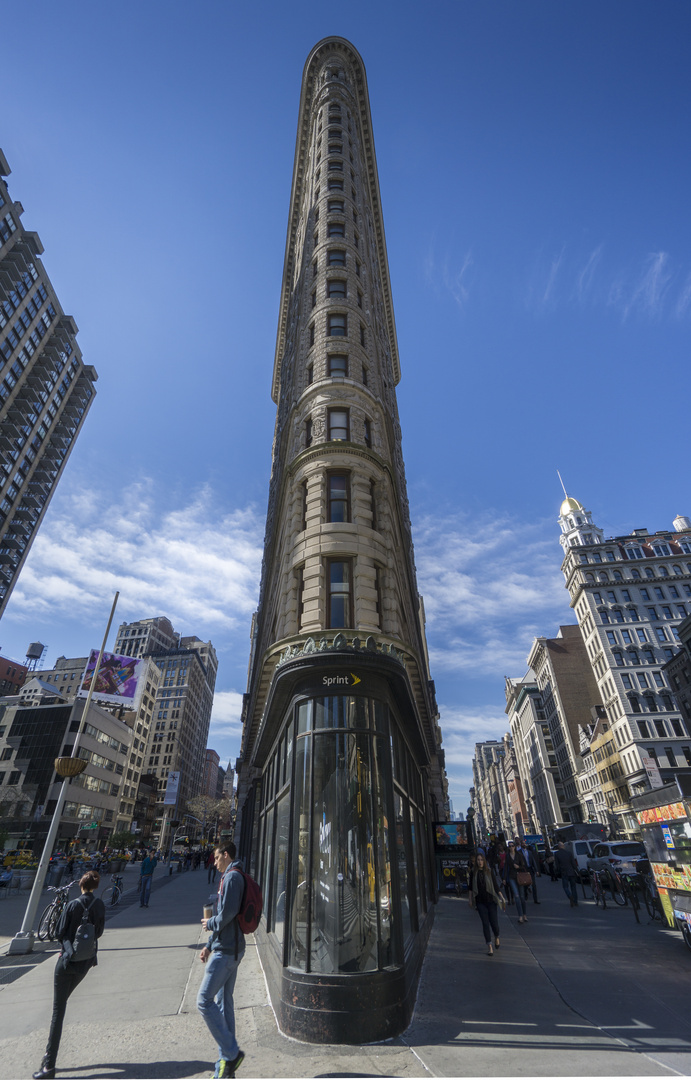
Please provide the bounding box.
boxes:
[309,324,315,347]
[313,260,318,278]
[375,566,383,625]
[613,652,624,666]
[370,480,377,531]
[621,674,632,689]
[305,419,313,448]
[301,481,308,531]
[637,673,649,689]
[327,279,347,299]
[327,409,349,441]
[328,161,343,172]
[327,559,352,628]
[327,221,345,237]
[363,418,372,448]
[360,324,366,347]
[630,696,641,713]
[327,473,349,522]
[328,199,344,213]
[306,363,313,385]
[655,627,668,643]
[362,365,368,387]
[311,291,316,308]
[328,177,344,191]
[328,353,348,377]
[328,249,346,267]
[327,313,347,337]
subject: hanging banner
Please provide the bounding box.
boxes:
[78,650,144,708]
[163,771,180,806]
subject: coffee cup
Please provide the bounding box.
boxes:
[203,905,213,920]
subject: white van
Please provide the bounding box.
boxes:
[562,839,597,880]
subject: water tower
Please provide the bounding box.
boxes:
[25,642,47,671]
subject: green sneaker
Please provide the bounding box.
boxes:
[217,1051,244,1077]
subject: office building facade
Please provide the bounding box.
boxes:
[559,497,691,835]
[235,38,447,1042]
[0,150,97,617]
[113,618,218,843]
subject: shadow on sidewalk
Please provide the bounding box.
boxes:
[60,1060,210,1079]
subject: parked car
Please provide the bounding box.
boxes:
[587,841,647,876]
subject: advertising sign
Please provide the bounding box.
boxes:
[640,751,665,790]
[163,771,180,806]
[637,802,687,825]
[79,650,144,708]
[434,822,469,851]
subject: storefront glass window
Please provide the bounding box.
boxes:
[395,791,413,943]
[272,793,290,949]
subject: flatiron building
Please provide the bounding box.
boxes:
[236,38,447,1042]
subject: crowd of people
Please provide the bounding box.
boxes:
[467,833,581,953]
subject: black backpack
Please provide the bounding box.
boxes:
[71,895,97,961]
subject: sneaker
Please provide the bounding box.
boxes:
[217,1051,245,1077]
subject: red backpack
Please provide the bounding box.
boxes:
[232,868,263,933]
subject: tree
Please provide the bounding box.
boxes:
[186,796,231,837]
[109,830,137,851]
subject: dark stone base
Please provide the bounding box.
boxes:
[255,905,434,1044]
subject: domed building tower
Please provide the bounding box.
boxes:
[558,491,604,555]
[235,38,446,1043]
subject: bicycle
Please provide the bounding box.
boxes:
[599,865,628,906]
[639,870,662,921]
[102,873,124,907]
[620,873,641,923]
[37,879,79,941]
[589,868,607,908]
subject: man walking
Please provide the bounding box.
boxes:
[139,848,157,908]
[554,841,579,906]
[519,840,541,905]
[198,842,245,1079]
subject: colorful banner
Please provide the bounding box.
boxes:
[434,822,469,849]
[651,861,691,893]
[79,650,144,708]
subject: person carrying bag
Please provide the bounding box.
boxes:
[32,870,106,1079]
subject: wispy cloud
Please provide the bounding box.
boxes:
[4,481,264,632]
[414,511,567,676]
[210,689,244,742]
[612,251,673,321]
[438,703,510,805]
[675,271,691,318]
[574,244,603,302]
[424,243,474,310]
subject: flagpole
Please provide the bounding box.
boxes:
[8,592,120,954]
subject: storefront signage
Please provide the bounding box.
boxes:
[637,802,687,825]
[434,822,469,851]
[639,750,665,790]
[322,673,361,687]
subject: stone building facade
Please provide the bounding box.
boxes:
[559,497,691,835]
[235,37,447,1043]
[0,149,97,617]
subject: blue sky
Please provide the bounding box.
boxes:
[0,2,689,812]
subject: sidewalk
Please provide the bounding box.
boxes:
[0,868,683,1079]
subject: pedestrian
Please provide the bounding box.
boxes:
[468,851,505,955]
[198,841,246,1079]
[66,855,74,877]
[31,870,106,1079]
[544,842,557,881]
[519,841,541,905]
[207,848,217,885]
[502,840,529,923]
[139,848,158,908]
[554,841,580,906]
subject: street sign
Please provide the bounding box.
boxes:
[79,822,99,831]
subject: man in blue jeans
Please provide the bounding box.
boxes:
[198,842,245,1079]
[139,849,157,907]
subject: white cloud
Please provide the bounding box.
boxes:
[438,703,510,806]
[423,242,474,310]
[4,482,264,634]
[574,244,603,302]
[414,511,568,676]
[210,689,244,740]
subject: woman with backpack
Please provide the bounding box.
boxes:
[32,870,106,1080]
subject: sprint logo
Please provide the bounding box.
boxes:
[322,673,362,687]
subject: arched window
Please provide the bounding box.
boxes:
[659,566,669,577]
[645,567,655,578]
[585,572,595,583]
[673,565,683,576]
[613,570,622,581]
[631,568,641,580]
[598,572,609,582]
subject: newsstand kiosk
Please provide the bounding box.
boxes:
[631,773,691,950]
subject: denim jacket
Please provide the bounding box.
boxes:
[206,859,246,958]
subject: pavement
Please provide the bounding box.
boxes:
[0,865,690,1078]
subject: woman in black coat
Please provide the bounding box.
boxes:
[32,870,106,1080]
[502,840,529,924]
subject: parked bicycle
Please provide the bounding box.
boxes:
[589,868,608,908]
[102,873,124,907]
[639,870,663,921]
[36,879,79,941]
[598,865,628,906]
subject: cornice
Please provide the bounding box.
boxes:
[271,37,401,403]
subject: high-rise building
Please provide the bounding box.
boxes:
[235,38,446,1043]
[202,748,220,798]
[559,496,691,835]
[113,618,217,843]
[0,150,97,617]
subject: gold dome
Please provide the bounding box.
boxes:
[560,496,585,517]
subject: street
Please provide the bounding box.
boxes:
[0,865,690,1077]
